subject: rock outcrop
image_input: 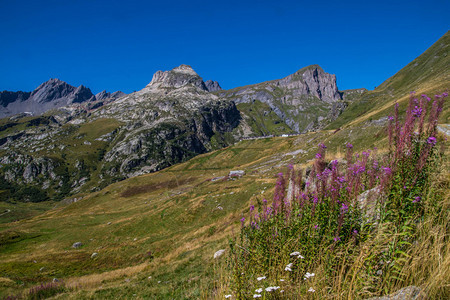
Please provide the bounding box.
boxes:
[95,90,126,101]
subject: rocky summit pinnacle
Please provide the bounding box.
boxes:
[146,65,209,91]
[171,64,198,75]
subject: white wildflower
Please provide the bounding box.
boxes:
[285,263,293,272]
[225,295,232,299]
[255,288,263,293]
[256,276,266,281]
[304,272,315,280]
[279,279,285,282]
[253,295,262,298]
[290,251,305,259]
[308,287,315,292]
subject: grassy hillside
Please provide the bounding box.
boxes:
[0,121,391,299]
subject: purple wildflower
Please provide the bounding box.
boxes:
[413,196,421,203]
[412,105,423,117]
[314,224,319,229]
[427,136,436,145]
[382,167,392,175]
[443,92,448,97]
[334,236,341,242]
[340,203,349,214]
[315,153,322,159]
[240,217,245,225]
[346,143,353,149]
[313,196,318,204]
[250,205,255,212]
[288,164,294,170]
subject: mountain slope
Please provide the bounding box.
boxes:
[328,30,450,129]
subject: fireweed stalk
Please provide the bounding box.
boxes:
[227,92,447,298]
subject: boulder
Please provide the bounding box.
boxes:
[214,249,226,259]
[367,286,425,300]
[72,242,82,248]
[229,170,245,177]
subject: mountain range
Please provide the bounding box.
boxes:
[0,61,360,202]
[0,79,125,119]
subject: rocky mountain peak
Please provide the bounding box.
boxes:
[30,78,75,103]
[277,64,342,103]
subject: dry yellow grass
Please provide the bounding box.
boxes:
[64,262,150,290]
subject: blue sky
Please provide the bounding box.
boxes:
[0,0,448,94]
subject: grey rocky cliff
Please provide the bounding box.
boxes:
[219,65,345,132]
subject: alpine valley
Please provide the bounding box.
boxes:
[0,31,448,299]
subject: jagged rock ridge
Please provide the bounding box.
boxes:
[205,80,222,92]
[95,90,126,101]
